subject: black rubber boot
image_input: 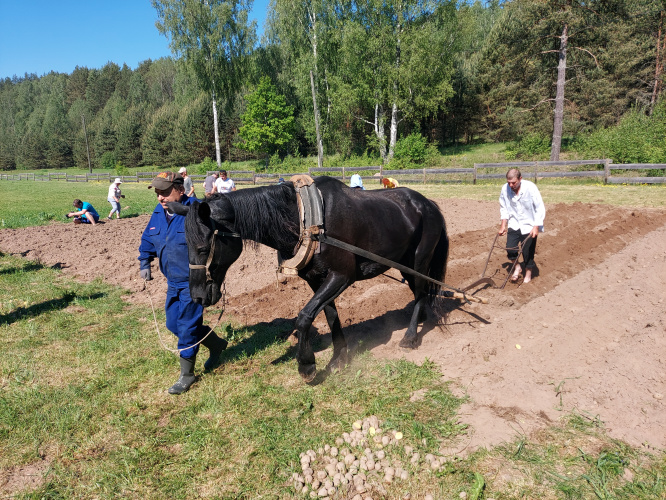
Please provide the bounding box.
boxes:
[168,356,197,395]
[201,332,228,371]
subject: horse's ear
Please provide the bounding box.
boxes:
[168,202,190,216]
[198,201,211,223]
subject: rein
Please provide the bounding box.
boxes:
[144,279,229,356]
[316,233,487,304]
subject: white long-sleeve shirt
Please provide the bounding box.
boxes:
[499,179,545,234]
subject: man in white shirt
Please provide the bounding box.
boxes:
[213,169,236,194]
[498,168,545,284]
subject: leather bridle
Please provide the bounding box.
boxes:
[188,219,240,283]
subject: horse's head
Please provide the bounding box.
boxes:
[169,199,243,307]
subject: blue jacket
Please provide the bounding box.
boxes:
[138,196,195,285]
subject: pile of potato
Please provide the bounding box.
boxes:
[291,415,449,499]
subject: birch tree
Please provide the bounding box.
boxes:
[266,0,335,162]
[153,0,256,166]
[333,0,456,163]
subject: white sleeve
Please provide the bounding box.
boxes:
[532,185,545,227]
[499,185,509,220]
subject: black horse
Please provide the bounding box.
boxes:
[169,176,449,382]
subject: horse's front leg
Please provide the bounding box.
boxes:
[323,302,348,373]
[295,274,350,382]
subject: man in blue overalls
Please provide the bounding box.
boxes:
[138,171,228,394]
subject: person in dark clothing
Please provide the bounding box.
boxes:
[138,171,228,394]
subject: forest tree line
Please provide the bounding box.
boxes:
[2,0,666,172]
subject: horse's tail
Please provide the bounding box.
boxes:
[428,219,450,315]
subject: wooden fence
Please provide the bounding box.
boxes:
[1,160,665,185]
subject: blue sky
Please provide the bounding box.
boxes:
[0,0,269,79]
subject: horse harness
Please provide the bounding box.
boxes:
[188,219,240,283]
[277,174,324,276]
[276,175,483,303]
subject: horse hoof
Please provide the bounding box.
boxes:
[398,338,417,349]
[328,351,349,373]
[299,364,317,383]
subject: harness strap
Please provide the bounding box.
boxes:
[189,219,241,281]
[316,233,485,304]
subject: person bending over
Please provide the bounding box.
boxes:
[67,199,99,225]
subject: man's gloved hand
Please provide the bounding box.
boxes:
[140,268,152,281]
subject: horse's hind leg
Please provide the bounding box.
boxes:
[399,230,441,349]
[323,302,348,372]
[399,290,428,348]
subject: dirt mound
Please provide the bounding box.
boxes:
[2,199,665,453]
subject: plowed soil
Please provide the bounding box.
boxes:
[2,198,665,453]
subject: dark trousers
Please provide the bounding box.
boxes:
[506,228,537,269]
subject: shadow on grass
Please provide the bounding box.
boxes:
[0,291,106,325]
[0,260,69,276]
[215,317,298,367]
[212,292,496,385]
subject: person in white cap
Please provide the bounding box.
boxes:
[349,174,365,190]
[107,177,124,220]
[178,167,195,198]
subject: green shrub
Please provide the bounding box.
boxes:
[571,106,666,164]
[394,133,428,163]
[197,157,217,175]
[100,151,117,170]
[114,162,130,176]
[391,133,439,169]
[504,133,550,159]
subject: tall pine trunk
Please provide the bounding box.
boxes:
[310,70,324,168]
[550,24,567,161]
[650,11,664,114]
[375,104,388,163]
[212,87,221,166]
[387,11,402,162]
[388,101,398,161]
[309,7,324,167]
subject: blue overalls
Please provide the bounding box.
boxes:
[138,196,205,359]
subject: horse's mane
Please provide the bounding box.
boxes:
[223,184,300,249]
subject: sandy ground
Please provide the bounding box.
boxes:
[1,198,665,454]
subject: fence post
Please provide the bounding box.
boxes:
[534,162,538,184]
[604,159,610,184]
[473,164,477,185]
[423,168,426,184]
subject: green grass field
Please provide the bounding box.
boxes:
[2,177,665,230]
[1,178,666,498]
